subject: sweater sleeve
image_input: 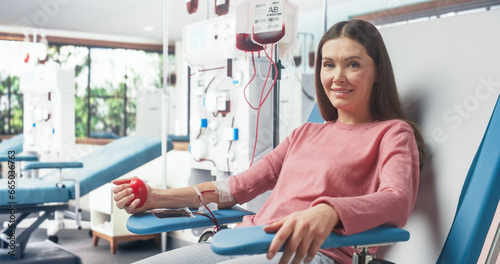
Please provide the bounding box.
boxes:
[229,126,293,204]
[311,124,420,235]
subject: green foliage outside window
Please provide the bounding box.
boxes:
[0,41,165,139]
[0,75,23,134]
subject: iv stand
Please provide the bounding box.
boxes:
[161,0,171,253]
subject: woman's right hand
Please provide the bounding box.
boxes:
[112,177,153,214]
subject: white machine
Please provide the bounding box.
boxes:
[279,72,316,141]
[184,14,275,178]
[135,89,163,137]
[18,67,78,237]
[20,67,76,163]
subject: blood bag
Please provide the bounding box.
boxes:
[277,0,297,57]
[186,0,198,15]
[251,0,286,45]
[215,0,230,16]
[235,1,263,52]
[236,33,264,52]
[308,39,316,68]
[293,40,301,67]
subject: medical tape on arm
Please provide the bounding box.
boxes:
[212,180,233,203]
[192,185,218,214]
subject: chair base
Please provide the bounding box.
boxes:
[0,240,81,263]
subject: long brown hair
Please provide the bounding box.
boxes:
[314,19,426,168]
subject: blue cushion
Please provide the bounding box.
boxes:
[0,154,38,162]
[25,162,83,170]
[211,225,409,255]
[127,207,254,235]
[0,134,24,155]
[307,103,324,124]
[41,136,167,198]
[0,137,172,206]
[0,178,70,206]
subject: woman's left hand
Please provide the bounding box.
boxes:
[263,203,340,264]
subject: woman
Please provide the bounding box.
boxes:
[113,19,425,264]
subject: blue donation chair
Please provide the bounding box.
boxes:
[435,94,500,263]
[0,136,174,261]
[210,95,500,263]
[126,94,500,264]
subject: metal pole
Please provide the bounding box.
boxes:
[87,48,91,137]
[7,75,11,134]
[303,34,307,72]
[123,74,127,136]
[323,0,328,33]
[161,0,170,252]
[273,44,280,148]
[207,0,210,19]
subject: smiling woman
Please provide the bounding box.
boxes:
[314,19,425,169]
[112,19,425,264]
[320,37,377,125]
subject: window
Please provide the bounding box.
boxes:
[0,40,168,139]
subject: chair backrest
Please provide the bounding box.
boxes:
[307,103,324,124]
[41,136,173,198]
[0,134,24,154]
[437,95,500,263]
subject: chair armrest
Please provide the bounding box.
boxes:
[127,207,254,235]
[211,225,409,255]
[24,162,83,170]
[0,154,38,162]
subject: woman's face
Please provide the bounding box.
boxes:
[320,37,377,124]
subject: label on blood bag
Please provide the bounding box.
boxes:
[253,1,283,34]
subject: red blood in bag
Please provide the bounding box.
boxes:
[308,51,315,68]
[236,33,263,52]
[186,0,198,14]
[126,178,148,208]
[293,56,301,67]
[215,0,230,16]
[252,24,285,45]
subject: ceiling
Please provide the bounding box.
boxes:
[0,0,329,44]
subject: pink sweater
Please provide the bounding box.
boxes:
[229,120,420,264]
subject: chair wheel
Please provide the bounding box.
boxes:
[198,229,214,242]
[48,235,59,243]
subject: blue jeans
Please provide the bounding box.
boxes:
[134,242,337,264]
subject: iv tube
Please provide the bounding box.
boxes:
[249,44,278,167]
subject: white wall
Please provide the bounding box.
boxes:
[376,10,500,263]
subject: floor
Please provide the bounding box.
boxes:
[0,212,193,264]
